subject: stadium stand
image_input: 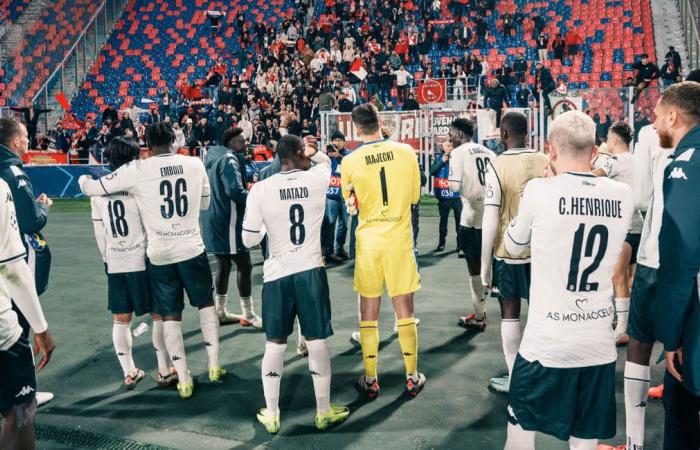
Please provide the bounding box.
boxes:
[0,0,33,23]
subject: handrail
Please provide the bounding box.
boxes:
[30,0,110,104]
[680,0,700,71]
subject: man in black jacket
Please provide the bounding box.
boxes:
[101,104,118,125]
[513,54,528,82]
[483,79,510,127]
[0,117,55,407]
[535,61,556,113]
[201,127,261,327]
[632,54,661,103]
[10,102,52,149]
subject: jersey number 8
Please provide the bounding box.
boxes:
[289,204,305,245]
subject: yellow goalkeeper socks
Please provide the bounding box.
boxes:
[359,321,379,380]
[397,317,418,376]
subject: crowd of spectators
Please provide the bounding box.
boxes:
[10,0,687,161]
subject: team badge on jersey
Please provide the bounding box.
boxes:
[27,233,47,252]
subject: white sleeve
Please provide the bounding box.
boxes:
[310,151,332,182]
[200,163,211,210]
[1,259,48,334]
[504,180,537,256]
[80,163,136,196]
[480,161,501,286]
[90,197,106,261]
[633,126,657,211]
[448,149,464,193]
[241,184,265,248]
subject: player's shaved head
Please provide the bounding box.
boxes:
[500,112,528,137]
[104,137,141,170]
[0,117,24,148]
[686,69,700,82]
[548,110,596,156]
[276,134,304,162]
[145,122,175,154]
[351,104,381,135]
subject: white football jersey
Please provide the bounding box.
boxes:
[243,154,331,282]
[593,152,643,233]
[505,173,632,368]
[633,125,671,269]
[91,194,147,274]
[80,154,210,265]
[0,179,25,266]
[0,276,21,351]
[448,142,496,228]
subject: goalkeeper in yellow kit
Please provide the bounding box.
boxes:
[341,104,425,398]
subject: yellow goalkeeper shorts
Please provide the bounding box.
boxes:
[353,248,421,298]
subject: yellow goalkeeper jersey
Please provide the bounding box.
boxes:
[341,139,421,250]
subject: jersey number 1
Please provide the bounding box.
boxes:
[379,167,388,206]
[566,223,609,292]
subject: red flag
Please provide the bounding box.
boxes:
[55,92,71,111]
[350,58,367,81]
[416,79,446,104]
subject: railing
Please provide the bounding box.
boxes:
[30,0,128,135]
[680,0,700,70]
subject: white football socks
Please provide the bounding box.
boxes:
[615,297,630,336]
[505,422,535,450]
[163,320,191,384]
[240,296,255,320]
[568,437,597,450]
[215,293,228,316]
[198,306,220,369]
[306,339,331,415]
[261,341,286,417]
[624,361,650,450]
[501,319,522,376]
[112,322,135,377]
[469,275,486,319]
[151,319,171,376]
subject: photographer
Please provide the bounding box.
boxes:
[321,131,349,262]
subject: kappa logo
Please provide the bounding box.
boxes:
[117,352,126,356]
[668,167,688,180]
[15,385,34,398]
[205,341,212,347]
[403,352,414,357]
[172,355,182,361]
[309,370,320,376]
[366,354,377,359]
[635,400,647,408]
[17,179,27,188]
[265,371,281,378]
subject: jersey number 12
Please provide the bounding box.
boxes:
[566,223,609,292]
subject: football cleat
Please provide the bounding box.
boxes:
[315,404,350,430]
[648,384,664,399]
[256,408,280,434]
[36,391,54,408]
[209,366,227,382]
[177,376,194,399]
[457,313,487,331]
[356,375,380,399]
[349,331,361,345]
[124,368,145,390]
[406,373,426,397]
[240,314,263,329]
[489,375,510,393]
[297,342,309,357]
[156,367,179,388]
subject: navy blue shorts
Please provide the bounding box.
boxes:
[627,264,657,343]
[148,253,214,316]
[108,270,152,316]
[262,267,334,341]
[493,259,530,301]
[0,335,36,414]
[508,354,616,441]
